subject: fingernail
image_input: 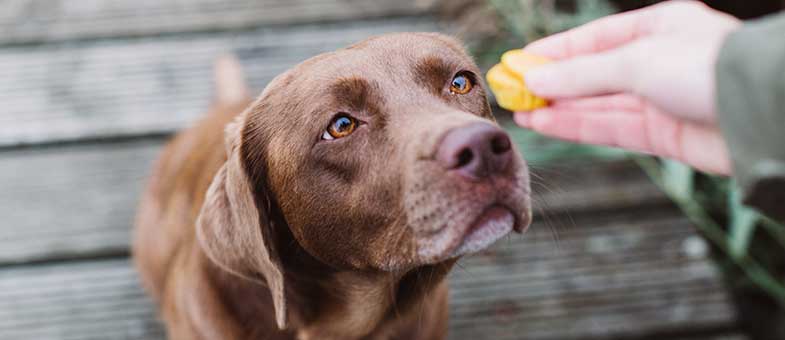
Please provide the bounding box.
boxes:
[514,113,530,127]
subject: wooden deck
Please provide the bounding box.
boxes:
[0,1,746,339]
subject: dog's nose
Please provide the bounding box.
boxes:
[436,122,513,180]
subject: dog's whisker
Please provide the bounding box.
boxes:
[528,170,546,182]
[453,261,482,283]
[532,200,563,250]
[529,171,564,195]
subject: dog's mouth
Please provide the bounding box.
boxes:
[415,202,529,263]
[448,205,515,258]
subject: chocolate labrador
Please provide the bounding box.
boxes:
[133,32,531,340]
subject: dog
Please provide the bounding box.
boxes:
[133,32,531,340]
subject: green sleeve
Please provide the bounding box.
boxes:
[716,12,785,222]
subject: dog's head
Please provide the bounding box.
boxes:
[196,33,531,329]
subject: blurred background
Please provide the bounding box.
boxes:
[1,0,784,339]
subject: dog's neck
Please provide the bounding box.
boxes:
[283,223,456,339]
[292,269,398,339]
[202,235,454,340]
[286,256,455,340]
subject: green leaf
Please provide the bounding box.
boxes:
[728,183,759,259]
[661,160,694,200]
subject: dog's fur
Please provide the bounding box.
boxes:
[133,33,531,340]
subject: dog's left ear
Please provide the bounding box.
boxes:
[196,115,288,329]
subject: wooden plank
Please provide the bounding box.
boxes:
[0,18,440,147]
[0,0,438,45]
[0,212,743,340]
[0,140,160,264]
[448,214,737,340]
[0,133,664,265]
[0,259,163,340]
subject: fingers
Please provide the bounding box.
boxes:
[514,108,653,153]
[548,93,646,112]
[523,9,653,60]
[679,123,731,175]
[524,42,640,99]
[514,106,731,175]
[523,1,705,59]
[511,1,732,175]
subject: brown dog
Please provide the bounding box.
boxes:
[133,32,531,340]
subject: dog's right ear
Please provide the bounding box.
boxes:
[196,115,288,329]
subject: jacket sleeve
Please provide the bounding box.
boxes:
[716,12,785,222]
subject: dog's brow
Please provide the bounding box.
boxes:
[328,77,383,115]
[413,56,454,96]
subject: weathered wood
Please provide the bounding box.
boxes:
[0,259,163,340]
[0,18,441,147]
[0,0,438,45]
[0,140,160,264]
[0,212,742,340]
[448,214,736,339]
[0,132,664,265]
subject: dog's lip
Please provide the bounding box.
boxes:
[464,205,511,236]
[415,202,528,262]
[512,201,531,234]
[447,205,515,258]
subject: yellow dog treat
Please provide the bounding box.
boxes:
[486,50,551,111]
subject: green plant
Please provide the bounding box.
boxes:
[637,157,785,305]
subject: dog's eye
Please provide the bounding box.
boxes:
[450,72,474,95]
[322,114,358,140]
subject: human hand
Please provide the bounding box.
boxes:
[513,1,741,175]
